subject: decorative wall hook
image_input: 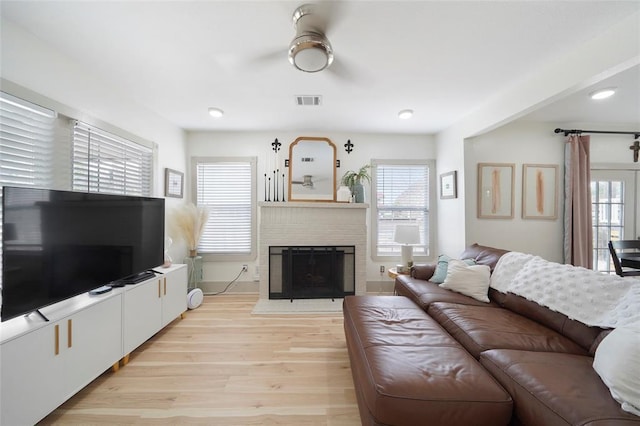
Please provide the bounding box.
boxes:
[344,139,354,154]
[272,138,281,153]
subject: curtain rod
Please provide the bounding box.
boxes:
[554,128,640,139]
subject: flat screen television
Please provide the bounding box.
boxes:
[1,186,165,322]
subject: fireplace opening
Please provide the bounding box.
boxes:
[269,246,355,300]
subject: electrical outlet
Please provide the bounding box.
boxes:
[242,264,248,272]
[379,265,385,273]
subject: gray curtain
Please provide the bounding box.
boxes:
[564,134,592,268]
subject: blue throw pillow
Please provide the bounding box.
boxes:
[431,254,476,283]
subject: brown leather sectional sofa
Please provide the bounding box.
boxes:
[343,243,640,425]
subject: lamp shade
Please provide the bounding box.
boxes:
[394,224,420,245]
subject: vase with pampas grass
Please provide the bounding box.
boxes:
[170,203,210,257]
[169,203,210,292]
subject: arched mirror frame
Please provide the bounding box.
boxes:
[288,136,337,202]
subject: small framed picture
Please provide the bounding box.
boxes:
[477,163,515,219]
[164,168,184,198]
[440,171,457,199]
[522,164,558,220]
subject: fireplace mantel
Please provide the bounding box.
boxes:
[259,202,368,299]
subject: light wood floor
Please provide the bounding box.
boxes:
[39,294,361,425]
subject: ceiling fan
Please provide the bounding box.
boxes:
[291,174,318,188]
[288,3,334,73]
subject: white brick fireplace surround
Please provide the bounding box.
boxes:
[259,202,368,299]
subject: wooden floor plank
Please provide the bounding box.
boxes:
[38,294,360,425]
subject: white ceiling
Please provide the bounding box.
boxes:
[1,1,639,135]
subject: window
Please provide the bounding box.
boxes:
[371,159,435,260]
[0,92,56,286]
[72,121,153,196]
[591,169,639,273]
[193,157,257,259]
[0,92,56,188]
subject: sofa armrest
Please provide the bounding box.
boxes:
[411,264,436,281]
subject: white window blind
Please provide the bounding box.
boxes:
[72,121,152,196]
[373,161,431,258]
[0,92,55,188]
[0,92,56,287]
[195,158,255,256]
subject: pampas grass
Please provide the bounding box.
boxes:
[169,203,210,254]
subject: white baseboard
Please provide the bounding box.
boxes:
[198,281,395,295]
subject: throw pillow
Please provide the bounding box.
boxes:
[431,254,476,284]
[593,326,640,416]
[439,259,491,303]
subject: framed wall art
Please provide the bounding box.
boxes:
[164,168,184,198]
[440,170,457,199]
[477,163,515,219]
[522,164,558,220]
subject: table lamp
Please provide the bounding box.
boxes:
[394,224,420,267]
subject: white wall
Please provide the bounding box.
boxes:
[435,12,639,259]
[1,18,187,263]
[462,120,640,263]
[435,126,468,256]
[186,131,435,285]
[464,122,564,261]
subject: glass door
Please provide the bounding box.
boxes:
[591,169,639,273]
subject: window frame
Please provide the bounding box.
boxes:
[370,158,436,262]
[191,156,258,262]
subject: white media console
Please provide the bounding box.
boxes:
[0,263,187,425]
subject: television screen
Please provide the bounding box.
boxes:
[1,186,165,322]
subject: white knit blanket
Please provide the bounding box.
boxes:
[491,252,640,328]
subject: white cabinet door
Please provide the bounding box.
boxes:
[0,294,122,426]
[63,295,122,397]
[122,278,163,355]
[161,265,187,327]
[1,323,67,425]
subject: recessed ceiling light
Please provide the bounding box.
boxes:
[398,109,413,119]
[208,107,224,118]
[590,88,616,100]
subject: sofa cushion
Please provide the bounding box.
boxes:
[459,243,510,272]
[428,302,589,359]
[481,349,640,425]
[501,292,604,353]
[395,276,500,311]
[440,260,491,302]
[593,326,640,416]
[431,254,477,283]
[343,295,513,426]
[342,295,461,348]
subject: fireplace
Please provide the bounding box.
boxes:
[269,246,355,300]
[259,202,367,299]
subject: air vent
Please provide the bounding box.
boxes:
[296,95,322,106]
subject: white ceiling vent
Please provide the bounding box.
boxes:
[296,95,322,106]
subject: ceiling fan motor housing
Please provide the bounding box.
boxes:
[288,4,334,73]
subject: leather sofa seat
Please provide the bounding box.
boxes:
[500,292,605,355]
[395,243,509,311]
[395,276,500,310]
[481,349,640,425]
[428,302,588,359]
[344,296,513,426]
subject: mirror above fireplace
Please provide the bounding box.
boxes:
[288,136,337,202]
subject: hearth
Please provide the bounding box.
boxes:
[269,246,355,300]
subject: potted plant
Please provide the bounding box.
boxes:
[341,164,371,203]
